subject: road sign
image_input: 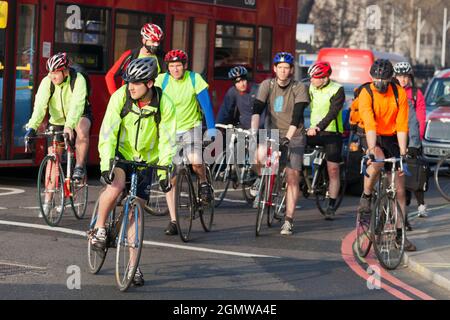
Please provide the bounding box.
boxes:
[299,54,317,67]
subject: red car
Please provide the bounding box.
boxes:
[422,69,450,163]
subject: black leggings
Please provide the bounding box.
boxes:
[406,190,425,206]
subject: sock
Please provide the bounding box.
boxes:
[285,217,293,224]
[328,198,336,208]
[362,193,372,200]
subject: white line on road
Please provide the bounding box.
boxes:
[0,220,280,259]
[0,187,25,197]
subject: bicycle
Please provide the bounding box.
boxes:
[255,137,287,236]
[211,124,256,207]
[25,126,88,227]
[87,157,171,291]
[175,142,215,242]
[143,169,169,216]
[434,152,450,202]
[299,145,346,217]
[358,156,410,270]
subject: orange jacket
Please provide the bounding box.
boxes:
[359,83,409,135]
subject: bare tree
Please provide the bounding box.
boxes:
[298,0,316,23]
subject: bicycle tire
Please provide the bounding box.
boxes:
[356,210,372,258]
[200,165,215,232]
[71,175,88,219]
[211,153,231,208]
[115,199,144,292]
[87,198,109,274]
[144,170,169,216]
[240,165,256,205]
[269,172,287,225]
[175,167,194,242]
[435,154,450,202]
[371,193,405,270]
[255,175,268,236]
[37,155,65,227]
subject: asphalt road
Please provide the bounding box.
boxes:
[0,169,449,301]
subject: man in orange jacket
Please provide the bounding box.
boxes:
[357,59,416,252]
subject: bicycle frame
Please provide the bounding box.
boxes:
[301,146,326,195]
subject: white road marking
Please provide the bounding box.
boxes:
[0,220,280,259]
[0,260,46,270]
[0,188,25,197]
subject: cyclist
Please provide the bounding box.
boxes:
[306,61,345,221]
[105,23,164,95]
[251,52,310,236]
[24,52,92,216]
[357,59,416,252]
[155,49,216,236]
[393,61,428,219]
[216,66,262,129]
[91,57,176,286]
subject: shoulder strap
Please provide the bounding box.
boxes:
[412,86,418,109]
[161,72,170,92]
[49,82,55,103]
[390,82,399,108]
[190,71,196,91]
[69,68,77,92]
[131,47,140,60]
[121,85,133,119]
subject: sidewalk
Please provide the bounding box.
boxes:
[404,202,450,292]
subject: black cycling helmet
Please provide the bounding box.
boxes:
[122,57,158,83]
[370,59,394,80]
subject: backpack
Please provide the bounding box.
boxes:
[349,81,399,130]
[48,66,91,121]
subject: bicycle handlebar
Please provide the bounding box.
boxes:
[360,155,411,178]
[215,123,251,135]
[109,156,173,182]
[24,129,70,153]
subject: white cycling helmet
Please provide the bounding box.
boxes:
[394,62,413,75]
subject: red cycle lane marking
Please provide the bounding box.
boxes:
[341,230,414,300]
[364,255,435,301]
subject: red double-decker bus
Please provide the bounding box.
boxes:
[0,0,297,167]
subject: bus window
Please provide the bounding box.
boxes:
[14,4,36,148]
[114,11,165,62]
[0,1,7,29]
[214,23,254,79]
[172,18,189,52]
[256,27,272,72]
[54,4,111,72]
[192,21,208,77]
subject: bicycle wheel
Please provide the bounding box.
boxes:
[255,175,269,236]
[87,198,109,274]
[37,155,65,227]
[435,154,450,201]
[70,175,88,219]
[240,165,256,205]
[269,172,287,225]
[175,167,194,242]
[144,170,169,216]
[314,165,329,215]
[371,194,405,270]
[200,165,215,232]
[115,198,144,292]
[356,210,372,258]
[210,152,231,208]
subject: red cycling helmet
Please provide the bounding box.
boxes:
[141,23,164,43]
[308,61,332,79]
[164,49,188,64]
[46,52,69,72]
